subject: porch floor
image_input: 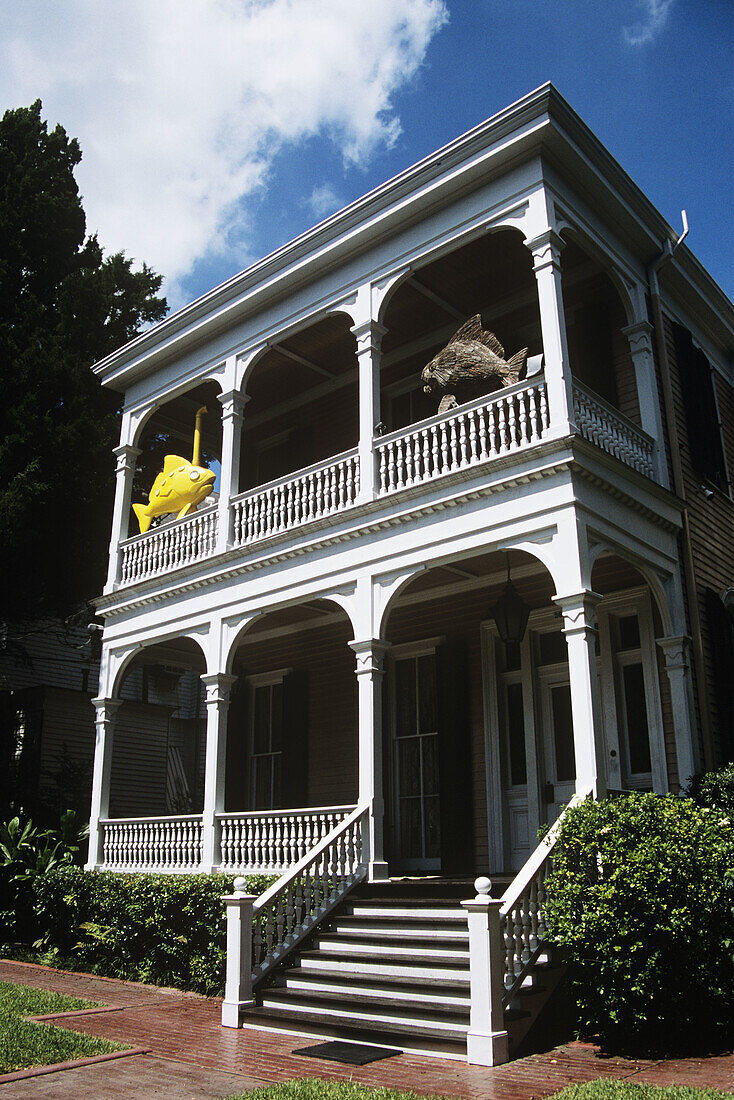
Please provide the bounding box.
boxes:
[2,960,732,1099]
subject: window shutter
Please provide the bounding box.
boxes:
[673,323,727,490]
[704,589,734,759]
[437,640,474,874]
[224,673,248,811]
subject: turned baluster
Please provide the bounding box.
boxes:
[448,416,459,470]
[539,382,549,432]
[394,439,406,489]
[468,408,478,463]
[502,912,515,991]
[387,441,396,491]
[518,392,528,446]
[404,433,414,486]
[507,396,518,449]
[527,387,539,443]
[512,903,523,977]
[378,446,388,493]
[497,400,508,454]
[439,421,449,473]
[458,413,469,466]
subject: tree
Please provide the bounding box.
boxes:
[0,101,167,620]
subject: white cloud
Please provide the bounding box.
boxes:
[0,0,447,303]
[306,183,342,220]
[623,0,674,46]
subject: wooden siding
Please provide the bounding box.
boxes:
[662,312,734,764]
[109,701,173,817]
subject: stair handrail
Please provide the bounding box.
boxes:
[250,801,369,985]
[499,784,593,1006]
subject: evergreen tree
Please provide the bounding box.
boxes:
[0,101,167,619]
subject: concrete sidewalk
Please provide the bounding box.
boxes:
[1,959,732,1099]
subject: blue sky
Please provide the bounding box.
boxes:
[1,1,731,310]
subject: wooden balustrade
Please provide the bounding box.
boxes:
[231,450,360,546]
[376,379,549,495]
[101,815,203,872]
[250,804,369,984]
[572,383,655,478]
[119,506,218,584]
[218,806,355,874]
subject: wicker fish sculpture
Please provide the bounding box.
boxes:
[421,314,528,413]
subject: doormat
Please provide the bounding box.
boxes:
[292,1041,400,1065]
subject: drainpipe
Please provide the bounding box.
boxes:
[647,211,714,771]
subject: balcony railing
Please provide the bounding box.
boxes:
[114,376,659,589]
[101,814,203,872]
[231,449,359,546]
[120,505,218,585]
[573,382,655,479]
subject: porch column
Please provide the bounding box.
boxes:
[657,635,699,787]
[351,320,386,503]
[349,638,390,881]
[622,320,667,485]
[86,697,122,869]
[555,591,607,797]
[105,444,141,591]
[201,672,237,872]
[526,231,575,436]
[216,390,248,554]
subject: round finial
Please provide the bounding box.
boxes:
[474,875,492,896]
[233,876,248,895]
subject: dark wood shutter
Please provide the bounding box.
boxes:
[281,670,309,808]
[705,589,734,760]
[437,640,474,874]
[672,323,727,491]
[224,674,248,811]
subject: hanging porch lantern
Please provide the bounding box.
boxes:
[491,554,530,645]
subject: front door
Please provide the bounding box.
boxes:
[539,669,576,823]
[391,652,441,871]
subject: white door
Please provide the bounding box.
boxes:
[539,669,576,824]
[391,652,441,871]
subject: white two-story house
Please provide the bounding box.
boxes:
[84,85,734,1062]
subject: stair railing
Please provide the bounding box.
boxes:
[252,802,369,984]
[499,784,593,1007]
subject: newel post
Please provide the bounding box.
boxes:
[462,876,509,1066]
[221,876,256,1027]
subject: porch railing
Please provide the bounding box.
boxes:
[119,505,218,585]
[101,814,203,872]
[231,448,360,546]
[217,805,356,874]
[572,382,655,479]
[376,377,549,495]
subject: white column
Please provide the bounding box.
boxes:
[105,444,141,591]
[526,230,575,437]
[657,635,700,787]
[349,638,390,881]
[216,390,248,554]
[462,877,509,1066]
[622,320,667,486]
[221,877,256,1027]
[86,697,122,869]
[351,320,386,503]
[201,672,237,872]
[555,591,607,797]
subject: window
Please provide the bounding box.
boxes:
[672,323,728,492]
[249,676,284,810]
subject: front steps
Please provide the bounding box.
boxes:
[242,878,560,1059]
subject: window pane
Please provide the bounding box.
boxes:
[551,684,576,782]
[504,640,522,671]
[272,752,282,808]
[417,653,437,733]
[253,687,270,753]
[618,615,641,651]
[253,756,273,810]
[539,631,567,666]
[506,681,527,786]
[422,732,439,796]
[623,663,652,774]
[270,681,283,751]
[395,659,416,738]
[399,798,421,858]
[398,738,421,796]
[424,795,441,859]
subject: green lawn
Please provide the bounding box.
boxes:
[0,980,127,1074]
[219,1080,734,1100]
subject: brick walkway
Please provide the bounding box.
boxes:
[1,960,733,1099]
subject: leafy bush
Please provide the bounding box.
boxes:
[684,762,734,814]
[0,811,88,941]
[30,867,273,996]
[543,792,734,1054]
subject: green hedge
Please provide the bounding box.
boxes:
[30,867,274,996]
[544,791,734,1053]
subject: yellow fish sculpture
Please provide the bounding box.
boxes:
[132,456,216,534]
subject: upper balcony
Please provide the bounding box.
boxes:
[107,228,665,597]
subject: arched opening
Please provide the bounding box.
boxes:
[225,600,356,813]
[380,229,542,432]
[381,547,562,878]
[130,379,223,538]
[591,552,676,791]
[240,314,358,492]
[110,637,207,818]
[560,235,639,422]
